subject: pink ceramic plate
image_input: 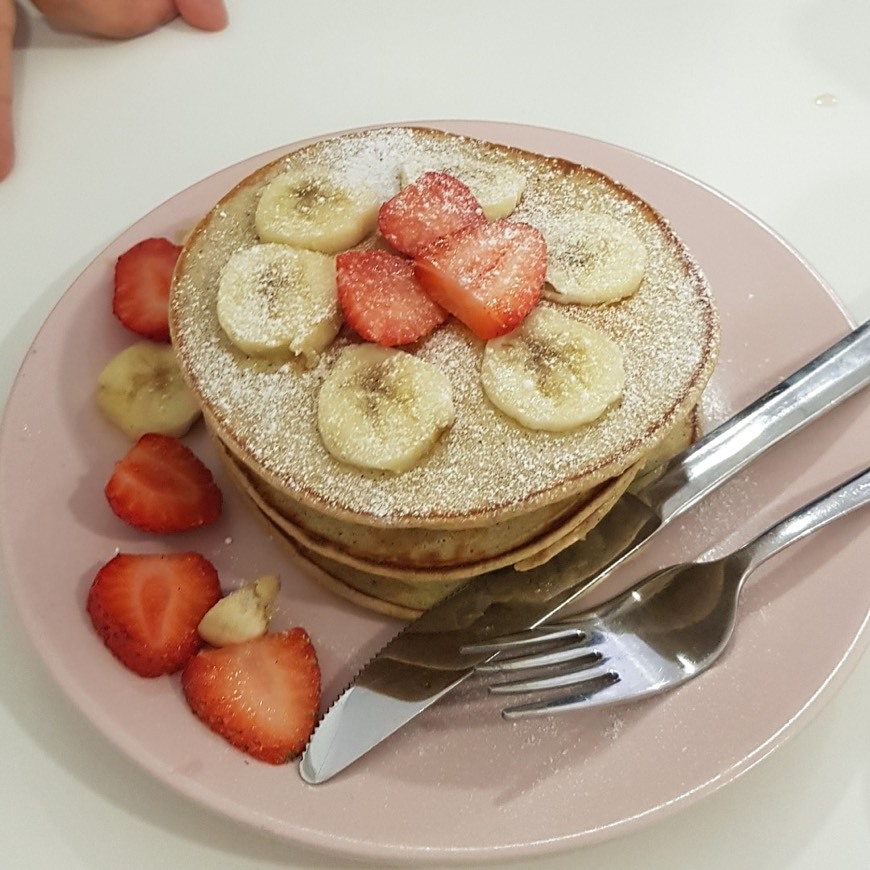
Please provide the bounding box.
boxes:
[1,122,867,865]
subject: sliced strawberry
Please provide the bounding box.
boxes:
[105,433,223,534]
[414,219,547,340]
[377,171,486,257]
[87,551,221,677]
[182,628,321,764]
[113,237,182,342]
[336,249,448,346]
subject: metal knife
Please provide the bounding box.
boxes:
[300,319,870,784]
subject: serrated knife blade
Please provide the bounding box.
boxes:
[300,320,870,784]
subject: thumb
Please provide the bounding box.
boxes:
[174,0,228,32]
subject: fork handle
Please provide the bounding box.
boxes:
[739,465,870,571]
[641,319,870,523]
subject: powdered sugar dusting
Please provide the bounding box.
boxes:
[170,127,718,527]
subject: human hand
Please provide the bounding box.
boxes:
[0,0,228,181]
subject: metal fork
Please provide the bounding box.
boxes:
[464,465,870,718]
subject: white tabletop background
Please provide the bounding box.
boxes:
[2,1,869,867]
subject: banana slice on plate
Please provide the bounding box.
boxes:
[481,306,625,431]
[197,574,281,647]
[317,344,456,473]
[216,243,340,365]
[96,341,201,440]
[544,213,648,305]
[398,158,526,220]
[255,168,379,253]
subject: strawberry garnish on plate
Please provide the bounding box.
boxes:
[377,171,486,257]
[414,219,547,340]
[336,249,448,346]
[182,628,321,764]
[113,237,182,342]
[87,551,221,677]
[105,433,223,534]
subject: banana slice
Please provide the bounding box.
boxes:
[481,307,625,431]
[197,574,281,647]
[398,158,526,220]
[216,243,340,365]
[95,341,201,440]
[317,344,455,473]
[544,213,647,305]
[255,168,379,253]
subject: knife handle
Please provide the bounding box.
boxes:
[641,318,870,523]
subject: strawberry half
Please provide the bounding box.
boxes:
[105,433,223,534]
[336,249,448,346]
[87,552,221,677]
[113,237,182,342]
[377,171,486,257]
[414,219,547,340]
[182,628,321,764]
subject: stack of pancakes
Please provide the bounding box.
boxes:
[170,127,719,618]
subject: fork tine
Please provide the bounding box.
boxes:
[461,624,586,656]
[501,672,623,719]
[487,659,615,694]
[476,644,601,674]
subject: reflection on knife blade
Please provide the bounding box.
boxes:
[300,319,870,784]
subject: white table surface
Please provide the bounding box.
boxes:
[2,2,869,868]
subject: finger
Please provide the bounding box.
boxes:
[174,0,228,32]
[30,1,179,39]
[0,0,14,180]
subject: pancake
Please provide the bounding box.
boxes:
[257,415,693,620]
[240,477,633,621]
[169,126,719,610]
[213,430,642,581]
[240,490,442,619]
